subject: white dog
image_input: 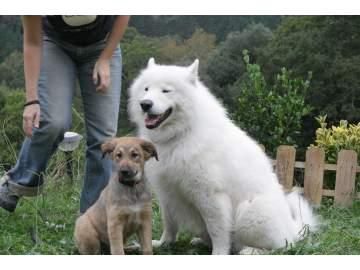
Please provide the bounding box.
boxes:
[128,58,317,255]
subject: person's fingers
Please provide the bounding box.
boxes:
[26,122,33,137]
[23,106,40,137]
[96,72,110,92]
[96,83,106,92]
[34,110,40,128]
[23,116,33,137]
[96,71,103,91]
[103,74,110,90]
[96,77,104,91]
[92,65,98,85]
[22,120,27,137]
[94,59,111,92]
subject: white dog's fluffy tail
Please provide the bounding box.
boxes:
[286,190,319,240]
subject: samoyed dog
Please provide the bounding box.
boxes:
[128,58,317,255]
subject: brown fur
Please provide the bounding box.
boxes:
[74,137,158,255]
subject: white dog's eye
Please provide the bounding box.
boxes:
[144,87,149,92]
[162,89,171,93]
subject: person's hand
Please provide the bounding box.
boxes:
[93,58,111,92]
[23,104,40,137]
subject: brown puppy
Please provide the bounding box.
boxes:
[74,137,158,255]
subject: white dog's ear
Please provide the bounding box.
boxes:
[188,59,199,84]
[147,57,156,67]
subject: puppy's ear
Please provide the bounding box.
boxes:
[101,139,116,158]
[187,59,199,84]
[139,140,158,161]
[147,57,156,68]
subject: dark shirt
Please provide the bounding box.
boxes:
[42,15,117,46]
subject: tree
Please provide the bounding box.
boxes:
[262,16,360,124]
[206,24,273,112]
[0,50,24,89]
[121,27,161,91]
[157,28,216,81]
[129,15,281,41]
[0,16,22,63]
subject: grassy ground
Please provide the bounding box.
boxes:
[0,174,359,255]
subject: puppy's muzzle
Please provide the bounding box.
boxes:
[140,99,153,112]
[120,167,137,179]
[116,165,139,187]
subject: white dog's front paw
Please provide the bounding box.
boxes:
[190,237,211,248]
[152,239,164,248]
[238,247,267,255]
[190,237,204,246]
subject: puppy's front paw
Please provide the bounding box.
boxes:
[125,240,141,252]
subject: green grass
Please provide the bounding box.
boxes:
[271,199,360,255]
[0,175,359,255]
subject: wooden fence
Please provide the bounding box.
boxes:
[269,146,360,207]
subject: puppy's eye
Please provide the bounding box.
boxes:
[116,152,122,159]
[131,152,139,159]
[145,87,149,92]
[162,89,171,93]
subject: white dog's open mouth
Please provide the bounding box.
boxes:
[145,108,172,129]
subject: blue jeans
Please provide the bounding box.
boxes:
[7,36,122,213]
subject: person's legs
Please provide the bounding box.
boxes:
[77,45,122,213]
[0,38,76,212]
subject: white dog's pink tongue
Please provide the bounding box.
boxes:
[145,115,161,127]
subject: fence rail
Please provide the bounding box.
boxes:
[269,146,360,207]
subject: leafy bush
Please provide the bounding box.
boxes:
[0,86,86,174]
[233,50,312,153]
[0,50,24,89]
[0,87,25,170]
[312,115,360,164]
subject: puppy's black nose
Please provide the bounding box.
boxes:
[120,168,132,178]
[140,100,153,112]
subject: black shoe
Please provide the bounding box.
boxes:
[0,176,19,212]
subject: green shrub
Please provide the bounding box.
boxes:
[312,115,360,191]
[0,50,24,89]
[232,50,312,154]
[0,87,86,174]
[312,115,360,164]
[0,87,25,170]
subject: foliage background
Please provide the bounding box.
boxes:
[1,16,359,157]
[1,15,359,178]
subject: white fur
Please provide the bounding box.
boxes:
[128,59,318,255]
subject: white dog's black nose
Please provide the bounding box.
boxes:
[140,100,153,112]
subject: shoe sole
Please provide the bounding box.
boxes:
[0,197,16,212]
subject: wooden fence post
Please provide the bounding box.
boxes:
[275,145,296,191]
[304,147,325,206]
[334,150,358,207]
